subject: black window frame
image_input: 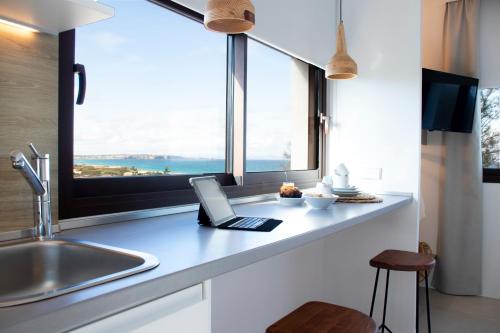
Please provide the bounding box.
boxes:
[483,169,500,183]
[59,0,327,219]
[479,87,500,183]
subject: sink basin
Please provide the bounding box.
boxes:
[0,238,159,307]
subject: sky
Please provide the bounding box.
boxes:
[74,0,301,159]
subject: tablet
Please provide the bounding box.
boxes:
[189,176,236,226]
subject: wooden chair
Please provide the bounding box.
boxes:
[369,250,436,333]
[267,301,376,333]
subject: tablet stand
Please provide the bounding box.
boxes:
[197,204,212,226]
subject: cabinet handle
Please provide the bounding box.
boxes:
[73,64,86,105]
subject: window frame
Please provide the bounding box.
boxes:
[480,86,500,183]
[59,0,326,219]
[483,169,500,183]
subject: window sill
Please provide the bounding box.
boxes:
[59,192,279,231]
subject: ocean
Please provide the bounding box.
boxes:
[74,158,288,174]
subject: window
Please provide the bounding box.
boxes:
[59,0,326,219]
[480,88,500,182]
[74,0,227,177]
[246,39,318,172]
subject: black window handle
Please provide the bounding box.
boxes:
[73,64,86,105]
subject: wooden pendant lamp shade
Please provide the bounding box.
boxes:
[204,0,255,34]
[325,0,357,80]
[326,22,358,80]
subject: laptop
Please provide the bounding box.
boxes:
[189,176,282,232]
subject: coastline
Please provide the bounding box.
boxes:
[74,158,289,177]
[74,163,181,176]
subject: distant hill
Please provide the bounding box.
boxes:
[74,154,217,160]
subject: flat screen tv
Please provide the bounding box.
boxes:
[422,68,479,133]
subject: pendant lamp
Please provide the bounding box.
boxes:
[204,0,255,34]
[325,0,358,80]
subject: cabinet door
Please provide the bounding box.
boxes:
[73,281,211,333]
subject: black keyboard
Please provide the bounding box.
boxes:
[227,217,269,229]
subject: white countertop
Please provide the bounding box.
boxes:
[0,194,412,333]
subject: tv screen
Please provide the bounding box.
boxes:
[422,68,479,133]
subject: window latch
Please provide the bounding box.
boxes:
[320,113,330,135]
[73,64,86,105]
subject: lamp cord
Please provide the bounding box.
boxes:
[340,0,343,22]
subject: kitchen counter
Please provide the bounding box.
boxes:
[0,194,412,333]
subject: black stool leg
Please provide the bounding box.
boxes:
[416,271,420,333]
[370,268,380,317]
[425,270,432,333]
[381,269,390,333]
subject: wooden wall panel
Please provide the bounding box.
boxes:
[0,24,58,233]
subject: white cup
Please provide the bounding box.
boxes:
[315,182,332,195]
[332,175,349,189]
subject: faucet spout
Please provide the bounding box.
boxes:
[10,151,46,196]
[10,146,52,239]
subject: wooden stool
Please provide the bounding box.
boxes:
[267,301,376,333]
[369,250,436,333]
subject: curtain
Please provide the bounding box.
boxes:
[433,0,483,295]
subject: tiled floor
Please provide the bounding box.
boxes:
[418,288,500,333]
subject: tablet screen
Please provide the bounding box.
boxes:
[190,177,235,226]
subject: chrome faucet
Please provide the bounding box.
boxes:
[10,143,52,239]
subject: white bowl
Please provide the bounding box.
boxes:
[304,194,338,209]
[278,197,305,206]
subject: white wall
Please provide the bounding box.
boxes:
[419,0,447,261]
[479,0,500,88]
[419,129,442,253]
[422,0,446,72]
[482,184,500,299]
[326,0,422,331]
[211,241,327,333]
[479,0,500,300]
[328,0,422,195]
[324,207,420,331]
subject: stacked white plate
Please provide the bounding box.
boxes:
[332,186,361,197]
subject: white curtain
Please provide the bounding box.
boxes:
[433,0,483,295]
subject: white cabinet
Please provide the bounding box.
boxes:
[73,281,211,333]
[0,0,114,35]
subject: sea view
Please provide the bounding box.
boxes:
[74,158,288,176]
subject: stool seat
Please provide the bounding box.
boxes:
[369,249,435,272]
[267,301,376,333]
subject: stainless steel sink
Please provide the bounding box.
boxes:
[0,238,159,307]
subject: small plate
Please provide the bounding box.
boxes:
[332,186,358,191]
[333,192,359,197]
[333,189,360,193]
